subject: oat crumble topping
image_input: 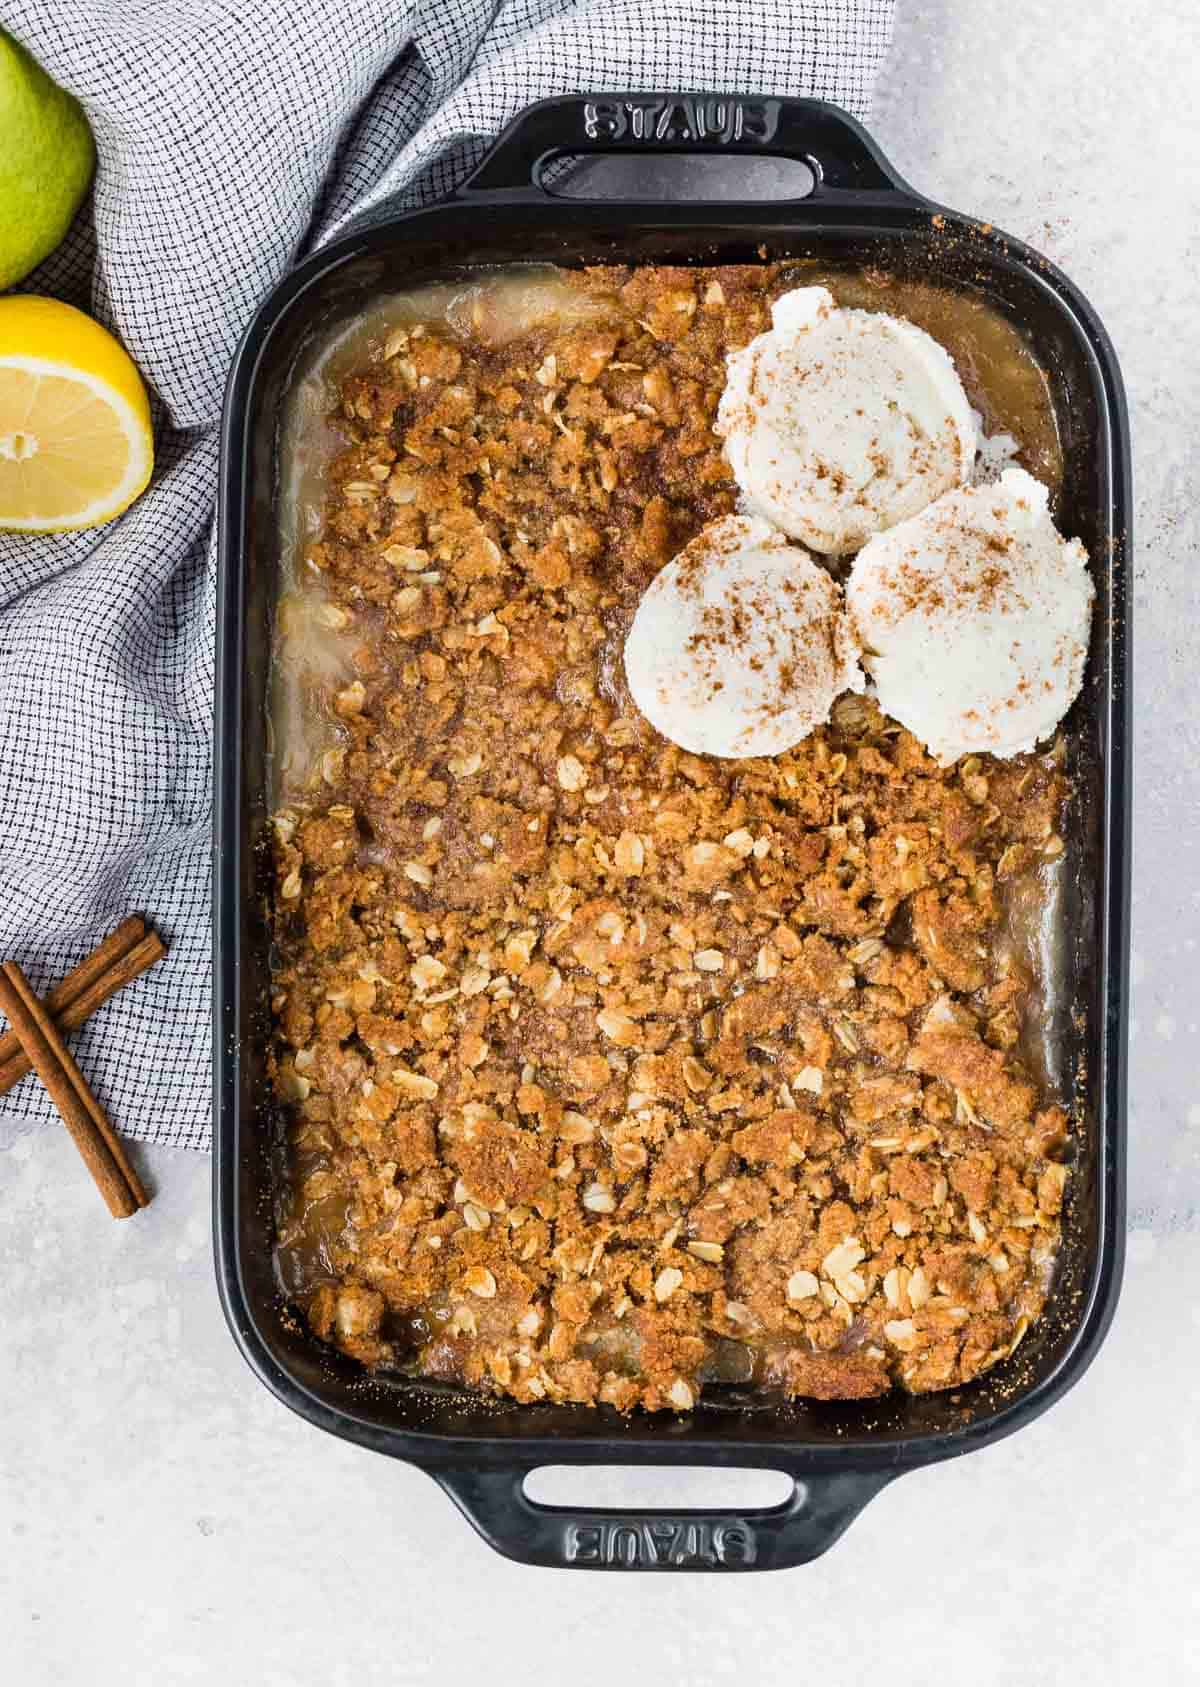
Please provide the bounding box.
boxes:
[269,264,1072,1412]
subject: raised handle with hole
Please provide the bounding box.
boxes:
[458,92,924,204]
[432,1464,895,1571]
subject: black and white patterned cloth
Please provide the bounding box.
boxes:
[0,0,895,1151]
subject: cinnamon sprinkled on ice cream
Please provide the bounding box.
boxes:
[716,286,976,556]
[847,467,1093,764]
[624,513,863,758]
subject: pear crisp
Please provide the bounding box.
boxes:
[269,264,1073,1412]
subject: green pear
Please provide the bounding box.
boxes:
[0,28,95,290]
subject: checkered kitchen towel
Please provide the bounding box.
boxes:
[0,0,895,1150]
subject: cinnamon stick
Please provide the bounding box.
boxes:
[0,915,144,1070]
[0,930,165,1097]
[2,959,150,1209]
[0,962,140,1219]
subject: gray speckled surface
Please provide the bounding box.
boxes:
[4,4,1199,1678]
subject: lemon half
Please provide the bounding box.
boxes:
[0,295,153,531]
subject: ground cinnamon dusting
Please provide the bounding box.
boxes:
[269,263,1072,1412]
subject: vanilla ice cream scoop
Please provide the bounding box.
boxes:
[846,467,1093,765]
[623,514,863,759]
[716,286,976,556]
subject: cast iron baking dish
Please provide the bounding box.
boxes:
[214,94,1130,1572]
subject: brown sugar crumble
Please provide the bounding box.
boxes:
[269,263,1074,1413]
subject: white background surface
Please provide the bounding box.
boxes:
[5,2,1200,1680]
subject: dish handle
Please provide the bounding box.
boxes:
[457,92,925,205]
[430,1461,896,1571]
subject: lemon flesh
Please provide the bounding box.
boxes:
[0,296,154,532]
[0,28,95,290]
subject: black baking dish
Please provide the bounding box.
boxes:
[214,95,1130,1571]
